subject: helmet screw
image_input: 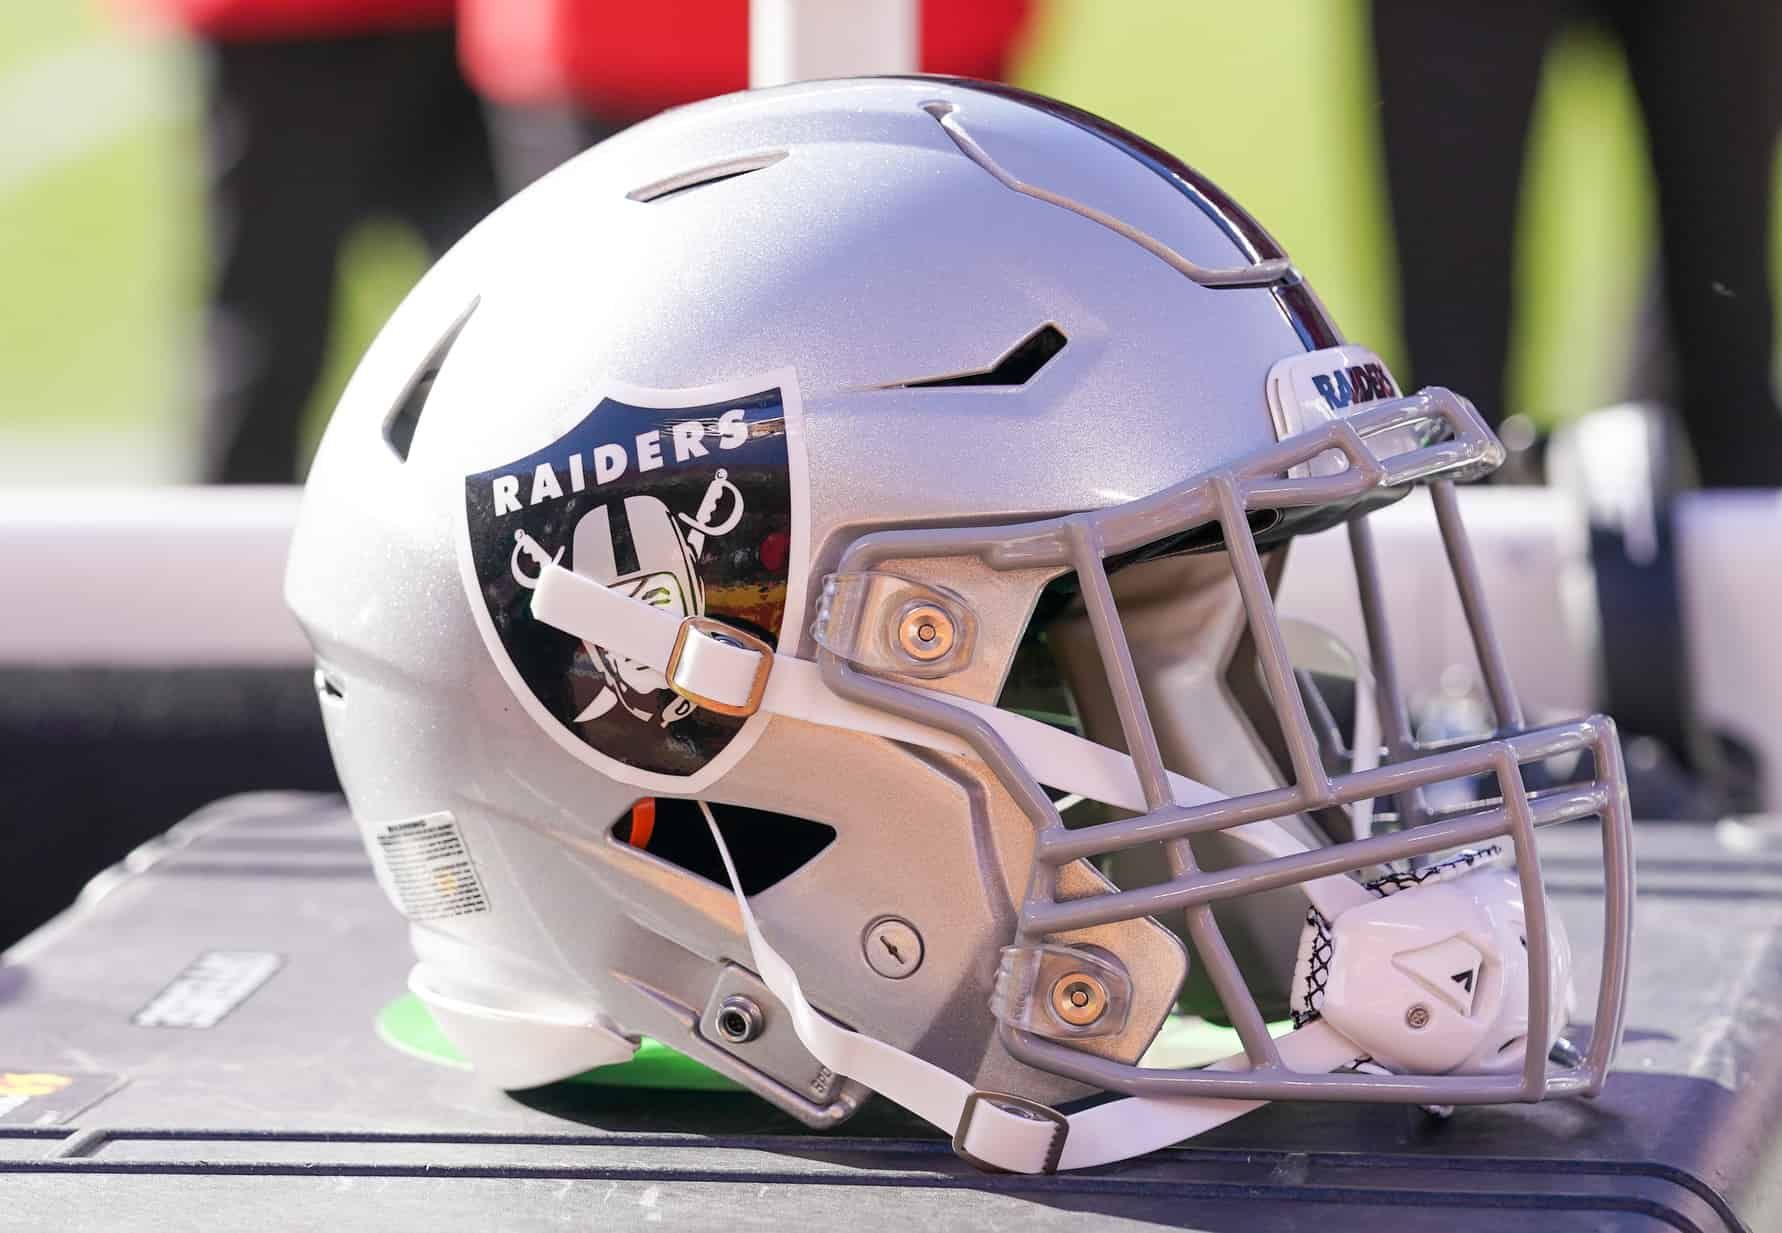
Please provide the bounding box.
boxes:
[715,995,764,1044]
[862,916,924,979]
[1051,972,1110,1028]
[1405,1004,1432,1031]
[897,604,955,663]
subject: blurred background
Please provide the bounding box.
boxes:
[3,0,1775,486]
[2,0,1778,948]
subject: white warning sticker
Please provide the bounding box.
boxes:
[133,951,283,1028]
[369,813,491,921]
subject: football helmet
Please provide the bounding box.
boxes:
[286,77,1632,1173]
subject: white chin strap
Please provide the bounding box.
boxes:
[531,562,1367,918]
[696,800,1360,1173]
[531,561,1371,1172]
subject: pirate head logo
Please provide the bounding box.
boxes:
[461,376,804,786]
[512,477,741,727]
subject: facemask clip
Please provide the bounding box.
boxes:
[991,944,1132,1040]
[813,571,977,679]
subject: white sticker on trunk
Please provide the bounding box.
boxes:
[369,813,491,921]
[133,951,284,1028]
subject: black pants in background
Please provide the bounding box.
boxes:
[200,31,497,484]
[1372,0,1782,487]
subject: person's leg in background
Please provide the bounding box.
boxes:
[480,103,618,200]
[197,38,356,485]
[1369,0,1568,425]
[199,30,499,485]
[1613,0,1782,487]
[370,30,501,260]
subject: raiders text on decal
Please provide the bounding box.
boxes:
[491,408,750,516]
[461,379,796,783]
[1311,362,1399,411]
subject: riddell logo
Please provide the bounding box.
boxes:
[1311,362,1398,410]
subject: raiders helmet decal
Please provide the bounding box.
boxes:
[458,371,808,790]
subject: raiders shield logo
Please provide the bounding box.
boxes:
[457,372,808,790]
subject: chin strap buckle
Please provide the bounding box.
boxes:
[952,1089,1070,1174]
[666,616,774,717]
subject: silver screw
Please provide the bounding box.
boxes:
[1050,972,1109,1027]
[715,995,764,1043]
[897,604,955,663]
[862,916,924,979]
[1405,1004,1431,1030]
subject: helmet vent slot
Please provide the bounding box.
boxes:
[627,151,788,204]
[613,798,835,896]
[885,323,1067,390]
[382,297,478,462]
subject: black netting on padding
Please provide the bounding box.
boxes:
[1366,845,1503,898]
[1292,907,1334,1029]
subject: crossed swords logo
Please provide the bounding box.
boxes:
[507,468,745,590]
[507,469,747,728]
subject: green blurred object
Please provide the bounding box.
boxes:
[374,993,746,1092]
[375,990,1280,1089]
[1139,1011,1295,1070]
[1,0,1776,479]
[295,221,432,471]
[1021,0,1402,377]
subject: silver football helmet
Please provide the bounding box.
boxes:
[286,77,1632,1173]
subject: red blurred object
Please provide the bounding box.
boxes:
[625,797,656,849]
[116,0,454,38]
[758,529,790,576]
[459,0,1034,119]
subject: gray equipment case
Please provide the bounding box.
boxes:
[1,793,1775,1231]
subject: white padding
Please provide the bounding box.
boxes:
[0,486,308,666]
[749,0,916,88]
[1677,492,1782,810]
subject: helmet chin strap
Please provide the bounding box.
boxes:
[530,558,1380,1172]
[697,799,1363,1173]
[531,561,1370,919]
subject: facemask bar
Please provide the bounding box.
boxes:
[820,386,1634,1108]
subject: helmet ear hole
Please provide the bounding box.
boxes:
[382,298,478,462]
[610,799,836,896]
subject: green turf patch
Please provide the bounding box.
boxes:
[0,111,201,433]
[5,0,1775,467]
[375,990,1283,1091]
[374,993,744,1092]
[1139,1010,1295,1070]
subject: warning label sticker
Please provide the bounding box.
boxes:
[0,1070,123,1125]
[133,951,283,1029]
[369,813,491,922]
